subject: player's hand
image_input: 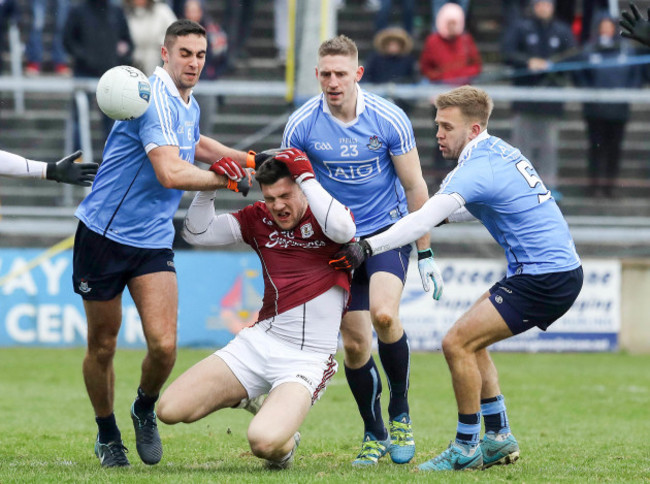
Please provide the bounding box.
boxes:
[329,240,372,271]
[273,148,315,184]
[247,148,285,170]
[620,2,650,47]
[417,249,444,300]
[226,168,254,197]
[209,157,246,181]
[46,150,97,186]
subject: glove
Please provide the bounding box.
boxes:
[273,148,315,184]
[209,157,246,181]
[45,150,97,187]
[226,168,254,197]
[417,249,444,301]
[329,239,372,271]
[620,3,650,47]
[247,148,285,170]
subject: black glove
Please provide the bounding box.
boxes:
[247,148,286,170]
[329,239,372,271]
[620,3,650,47]
[46,150,97,186]
[226,168,254,197]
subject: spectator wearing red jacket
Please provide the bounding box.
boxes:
[419,2,482,85]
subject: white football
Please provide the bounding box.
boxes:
[96,65,151,121]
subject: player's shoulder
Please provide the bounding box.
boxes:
[361,90,412,129]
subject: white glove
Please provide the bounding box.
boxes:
[417,249,443,301]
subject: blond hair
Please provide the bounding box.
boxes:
[434,85,494,128]
[318,35,358,61]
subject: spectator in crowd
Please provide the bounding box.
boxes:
[431,0,469,32]
[420,2,482,85]
[63,0,133,155]
[0,0,17,75]
[224,0,255,71]
[183,0,228,131]
[364,27,416,114]
[374,0,414,34]
[124,0,176,76]
[580,0,610,44]
[501,0,576,198]
[183,0,227,80]
[572,14,644,197]
[25,0,70,75]
[421,2,482,182]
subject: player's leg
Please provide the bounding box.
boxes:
[366,244,414,464]
[420,296,511,471]
[158,354,249,423]
[368,270,415,463]
[340,282,391,466]
[83,296,130,467]
[126,269,178,465]
[247,382,311,467]
[73,221,130,467]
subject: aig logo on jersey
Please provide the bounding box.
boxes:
[300,223,314,238]
[323,157,381,184]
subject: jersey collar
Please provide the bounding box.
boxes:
[154,66,194,107]
[458,130,489,165]
[321,84,365,126]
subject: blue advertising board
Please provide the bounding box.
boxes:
[0,249,620,352]
[0,248,264,348]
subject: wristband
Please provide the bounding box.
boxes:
[246,150,256,169]
[417,248,434,260]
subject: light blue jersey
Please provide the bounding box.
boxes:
[76,67,200,249]
[439,131,581,277]
[282,86,416,236]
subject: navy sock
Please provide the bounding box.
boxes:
[344,357,387,440]
[96,413,121,444]
[481,394,510,434]
[133,386,158,416]
[456,412,481,446]
[378,332,410,420]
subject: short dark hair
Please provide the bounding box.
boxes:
[254,158,292,187]
[164,19,206,49]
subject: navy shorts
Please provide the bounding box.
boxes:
[72,221,176,301]
[348,227,412,312]
[488,266,583,335]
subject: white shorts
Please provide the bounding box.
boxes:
[215,324,338,404]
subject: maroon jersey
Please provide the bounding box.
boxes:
[233,202,351,321]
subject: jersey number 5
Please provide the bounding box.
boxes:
[516,160,552,204]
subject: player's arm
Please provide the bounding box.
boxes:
[392,148,431,251]
[148,145,240,191]
[193,134,249,166]
[182,190,243,246]
[440,205,477,225]
[300,179,356,243]
[0,149,97,186]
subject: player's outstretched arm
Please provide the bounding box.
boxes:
[182,190,243,247]
[620,2,650,47]
[0,149,97,186]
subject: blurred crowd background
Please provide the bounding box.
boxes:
[1,0,649,258]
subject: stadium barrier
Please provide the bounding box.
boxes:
[1,247,646,353]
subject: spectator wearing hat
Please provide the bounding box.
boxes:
[501,0,576,198]
[419,2,482,85]
[364,27,416,114]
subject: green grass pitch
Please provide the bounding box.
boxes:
[0,348,648,483]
